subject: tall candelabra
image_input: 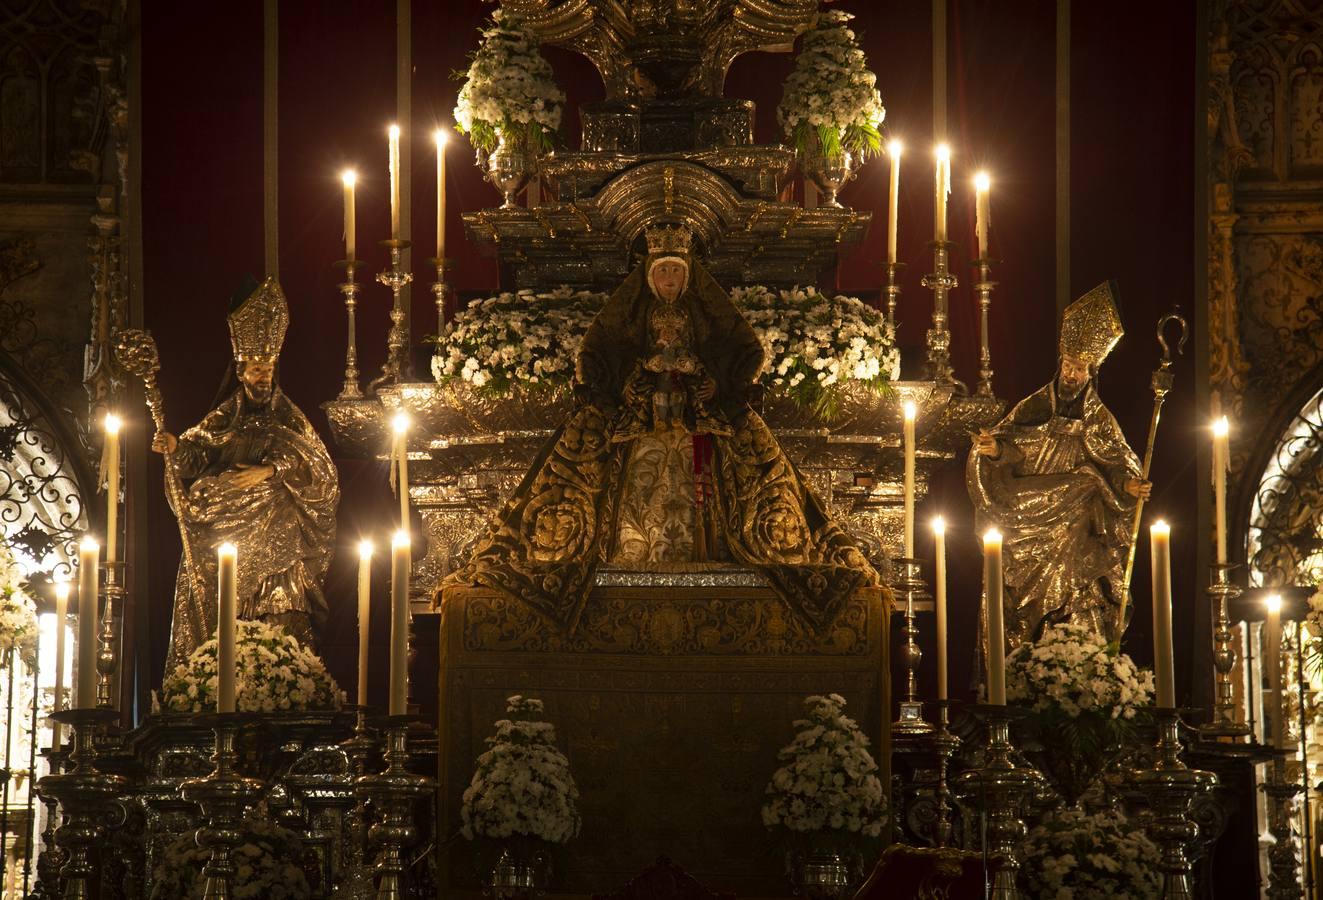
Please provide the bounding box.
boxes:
[96,562,123,709]
[429,256,454,339]
[893,701,959,849]
[891,558,932,735]
[338,260,364,400]
[1262,752,1304,900]
[1199,565,1250,739]
[335,706,378,900]
[952,705,1044,900]
[972,258,996,397]
[369,240,414,394]
[1133,708,1217,900]
[181,714,264,900]
[883,261,904,329]
[356,715,433,900]
[920,241,961,389]
[37,708,125,900]
[32,745,68,900]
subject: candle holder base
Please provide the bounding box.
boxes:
[892,701,960,848]
[883,261,905,329]
[1198,565,1251,741]
[890,558,933,735]
[36,708,126,900]
[336,260,365,401]
[96,563,125,710]
[356,715,434,900]
[181,713,265,900]
[369,240,415,395]
[1262,752,1304,900]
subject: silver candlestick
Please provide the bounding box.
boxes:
[952,705,1044,899]
[891,558,933,735]
[356,715,433,900]
[369,239,414,395]
[181,714,264,900]
[1262,752,1304,900]
[337,260,364,400]
[1199,565,1250,740]
[1133,708,1217,900]
[920,240,963,390]
[883,261,904,329]
[972,258,996,397]
[428,257,454,339]
[334,706,378,900]
[95,562,123,710]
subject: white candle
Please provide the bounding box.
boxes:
[983,529,1006,705]
[1213,417,1229,565]
[974,171,991,260]
[103,414,121,572]
[934,144,951,243]
[76,537,98,709]
[342,169,357,261]
[1150,521,1175,708]
[903,401,917,558]
[217,542,237,714]
[933,517,948,702]
[1266,593,1285,748]
[392,411,410,532]
[52,581,69,749]
[389,530,410,716]
[357,540,373,706]
[435,129,447,260]
[887,140,902,264]
[388,124,401,241]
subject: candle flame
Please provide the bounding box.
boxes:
[982,528,1002,546]
[888,139,903,157]
[359,539,374,560]
[217,542,237,559]
[388,124,400,140]
[341,169,357,187]
[103,412,121,435]
[1151,520,1171,535]
[935,143,951,162]
[932,516,946,535]
[392,530,410,549]
[391,411,410,434]
[435,128,448,146]
[79,536,99,554]
[1267,593,1283,614]
[903,400,917,422]
[974,171,991,192]
[1213,416,1229,438]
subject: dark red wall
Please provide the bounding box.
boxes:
[139,1,1198,707]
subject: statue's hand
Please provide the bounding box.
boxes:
[1125,478,1152,500]
[974,429,999,458]
[696,377,717,401]
[225,463,274,490]
[152,432,178,455]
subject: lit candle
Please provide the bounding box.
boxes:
[76,537,98,709]
[983,528,1006,705]
[933,517,948,702]
[435,129,447,260]
[341,169,357,261]
[887,140,902,264]
[103,413,120,572]
[357,539,373,706]
[1266,593,1285,748]
[389,530,410,716]
[392,411,410,532]
[388,124,401,241]
[934,144,951,243]
[217,543,238,714]
[974,171,991,260]
[903,401,917,558]
[52,581,69,750]
[1150,521,1175,708]
[1213,417,1229,565]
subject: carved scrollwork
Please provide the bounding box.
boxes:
[1248,385,1323,586]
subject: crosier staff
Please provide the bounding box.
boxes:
[1118,309,1188,637]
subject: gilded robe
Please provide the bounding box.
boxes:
[167,387,339,669]
[966,379,1141,645]
[446,261,878,632]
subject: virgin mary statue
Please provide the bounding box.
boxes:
[444,225,879,632]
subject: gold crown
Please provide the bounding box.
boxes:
[1059,281,1124,367]
[228,276,290,363]
[644,224,694,257]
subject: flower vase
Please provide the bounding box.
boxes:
[486,134,533,209]
[800,135,856,208]
[487,838,552,900]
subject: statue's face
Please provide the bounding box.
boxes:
[650,261,687,301]
[1058,353,1090,393]
[239,360,275,403]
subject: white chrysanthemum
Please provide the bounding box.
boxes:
[1006,621,1154,721]
[0,542,37,669]
[1021,807,1162,899]
[454,12,565,153]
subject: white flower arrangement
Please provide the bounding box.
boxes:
[430,284,898,420]
[150,815,313,899]
[461,695,581,844]
[0,541,38,670]
[160,620,343,715]
[777,11,886,161]
[1006,621,1155,721]
[761,694,886,838]
[1021,807,1162,900]
[454,11,565,154]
